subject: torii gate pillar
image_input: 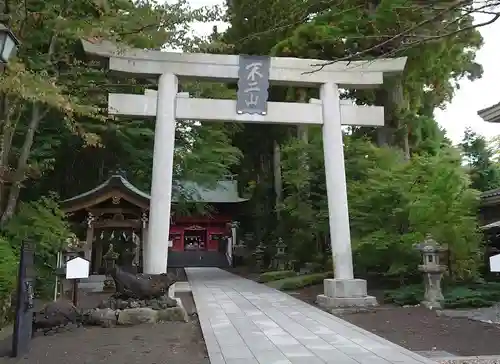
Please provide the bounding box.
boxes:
[146,73,178,275]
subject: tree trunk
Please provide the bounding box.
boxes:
[1,103,44,225]
[390,78,410,160]
[0,30,57,224]
[379,76,409,159]
[0,94,9,208]
[273,140,282,219]
[296,88,310,200]
[296,88,309,143]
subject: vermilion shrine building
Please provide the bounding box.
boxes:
[61,173,246,289]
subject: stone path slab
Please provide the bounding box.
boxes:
[186,267,437,364]
[415,351,457,359]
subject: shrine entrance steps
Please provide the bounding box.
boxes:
[168,251,230,268]
[186,267,436,364]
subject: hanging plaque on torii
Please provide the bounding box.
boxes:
[236,55,270,115]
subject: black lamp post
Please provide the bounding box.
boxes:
[0,23,19,64]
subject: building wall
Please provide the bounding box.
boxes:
[168,213,231,253]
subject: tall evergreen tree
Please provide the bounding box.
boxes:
[460,128,500,192]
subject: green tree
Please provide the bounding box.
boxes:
[271,0,482,155]
[460,127,500,191]
[347,138,481,281]
[0,0,239,214]
[217,0,488,271]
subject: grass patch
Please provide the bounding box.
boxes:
[257,270,297,283]
[384,281,500,308]
[267,272,333,291]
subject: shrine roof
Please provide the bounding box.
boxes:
[175,180,248,204]
[478,102,500,123]
[61,174,248,213]
[481,187,500,206]
[61,174,150,212]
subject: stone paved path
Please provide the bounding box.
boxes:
[186,267,437,364]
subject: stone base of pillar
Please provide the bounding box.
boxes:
[316,278,378,309]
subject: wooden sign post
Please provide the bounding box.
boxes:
[65,257,90,306]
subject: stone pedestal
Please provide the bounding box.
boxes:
[421,269,445,309]
[316,278,377,309]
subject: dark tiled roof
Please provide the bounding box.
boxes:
[61,174,248,211]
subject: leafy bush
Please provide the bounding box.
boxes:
[384,285,424,306]
[385,282,500,308]
[3,195,71,298]
[444,284,500,308]
[258,270,296,283]
[0,238,18,327]
[268,272,333,291]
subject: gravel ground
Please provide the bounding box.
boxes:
[286,283,500,357]
[438,357,500,364]
[0,319,208,364]
[0,270,208,364]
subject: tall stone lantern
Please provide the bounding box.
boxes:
[253,242,266,271]
[274,238,287,271]
[414,234,447,309]
[102,244,119,292]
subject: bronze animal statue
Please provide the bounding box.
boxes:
[109,266,177,300]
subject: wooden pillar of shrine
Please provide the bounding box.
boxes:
[85,212,95,267]
[141,211,149,273]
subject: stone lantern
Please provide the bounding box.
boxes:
[102,244,119,291]
[253,242,266,271]
[414,234,447,309]
[274,238,287,271]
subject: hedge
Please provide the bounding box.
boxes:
[257,270,297,283]
[267,272,333,291]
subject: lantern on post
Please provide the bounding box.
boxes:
[0,23,20,64]
[414,234,447,309]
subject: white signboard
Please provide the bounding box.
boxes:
[66,256,90,279]
[489,254,500,272]
[168,240,173,248]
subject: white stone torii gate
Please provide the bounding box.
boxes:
[83,40,406,308]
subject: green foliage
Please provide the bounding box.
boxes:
[267,272,333,291]
[278,134,482,282]
[460,128,500,192]
[257,270,296,283]
[384,285,424,306]
[348,138,482,281]
[0,238,17,328]
[3,195,71,297]
[0,239,17,297]
[278,127,329,263]
[385,282,500,308]
[0,0,233,226]
[443,284,500,309]
[221,0,487,277]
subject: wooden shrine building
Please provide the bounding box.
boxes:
[61,173,247,290]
